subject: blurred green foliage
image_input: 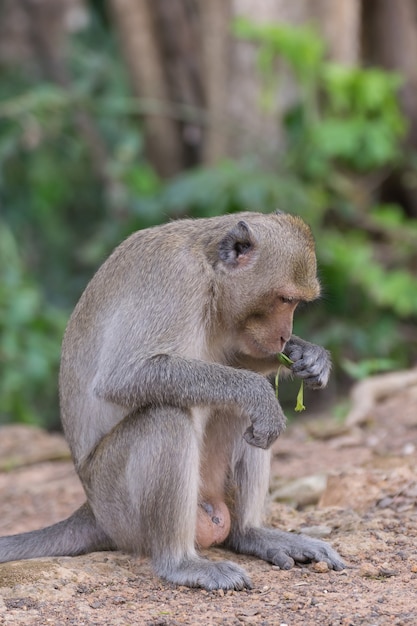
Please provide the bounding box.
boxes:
[145,21,417,374]
[0,15,159,426]
[0,223,66,426]
[1,12,417,427]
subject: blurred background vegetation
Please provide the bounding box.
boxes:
[1,0,417,428]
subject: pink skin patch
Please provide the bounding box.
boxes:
[196,500,231,549]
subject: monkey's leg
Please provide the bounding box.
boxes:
[81,407,251,591]
[224,435,345,571]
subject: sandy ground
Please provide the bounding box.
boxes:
[0,383,416,625]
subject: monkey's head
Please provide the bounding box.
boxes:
[213,211,320,358]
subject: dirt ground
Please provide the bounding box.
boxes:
[0,381,416,626]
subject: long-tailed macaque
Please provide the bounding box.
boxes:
[0,211,345,589]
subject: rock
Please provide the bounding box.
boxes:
[299,525,333,538]
[0,425,70,471]
[360,563,380,578]
[312,561,329,573]
[271,474,327,507]
[319,466,415,513]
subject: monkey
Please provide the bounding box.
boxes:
[0,211,345,590]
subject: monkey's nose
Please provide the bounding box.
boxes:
[277,338,289,352]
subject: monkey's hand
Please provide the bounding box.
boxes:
[283,336,331,390]
[243,376,286,449]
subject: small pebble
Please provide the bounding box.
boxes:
[312,561,329,573]
[402,442,415,455]
[301,525,332,538]
[360,563,379,578]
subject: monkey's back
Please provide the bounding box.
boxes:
[58,219,215,465]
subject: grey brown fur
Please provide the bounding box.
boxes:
[0,211,345,589]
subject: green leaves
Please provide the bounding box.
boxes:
[0,224,66,426]
[322,230,417,318]
[295,383,306,413]
[234,18,405,176]
[341,358,398,380]
[322,64,403,116]
[233,18,324,81]
[1,12,415,429]
[232,19,415,370]
[275,354,306,413]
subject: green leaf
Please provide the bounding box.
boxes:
[295,384,306,412]
[277,353,294,367]
[341,358,398,380]
[275,353,306,411]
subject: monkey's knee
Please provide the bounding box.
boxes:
[196,500,231,549]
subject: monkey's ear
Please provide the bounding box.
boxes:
[218,221,255,267]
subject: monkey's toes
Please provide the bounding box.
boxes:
[160,558,252,591]
[197,561,253,591]
[277,535,346,571]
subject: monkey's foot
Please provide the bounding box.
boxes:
[155,556,252,591]
[228,527,345,571]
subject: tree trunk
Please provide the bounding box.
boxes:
[151,0,205,167]
[17,0,115,200]
[362,0,417,215]
[0,0,86,64]
[199,0,231,164]
[108,0,183,177]
[108,0,362,170]
[312,0,360,65]
[227,0,360,161]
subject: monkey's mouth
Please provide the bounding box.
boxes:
[243,333,285,358]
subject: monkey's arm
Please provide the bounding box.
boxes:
[283,335,331,389]
[94,355,286,449]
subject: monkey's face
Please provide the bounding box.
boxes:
[214,212,320,358]
[236,293,299,357]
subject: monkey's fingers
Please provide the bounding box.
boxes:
[292,371,328,389]
[291,360,330,389]
[243,424,282,449]
[285,340,331,389]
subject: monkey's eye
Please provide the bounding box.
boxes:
[279,296,295,304]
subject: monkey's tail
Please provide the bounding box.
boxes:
[0,502,114,563]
